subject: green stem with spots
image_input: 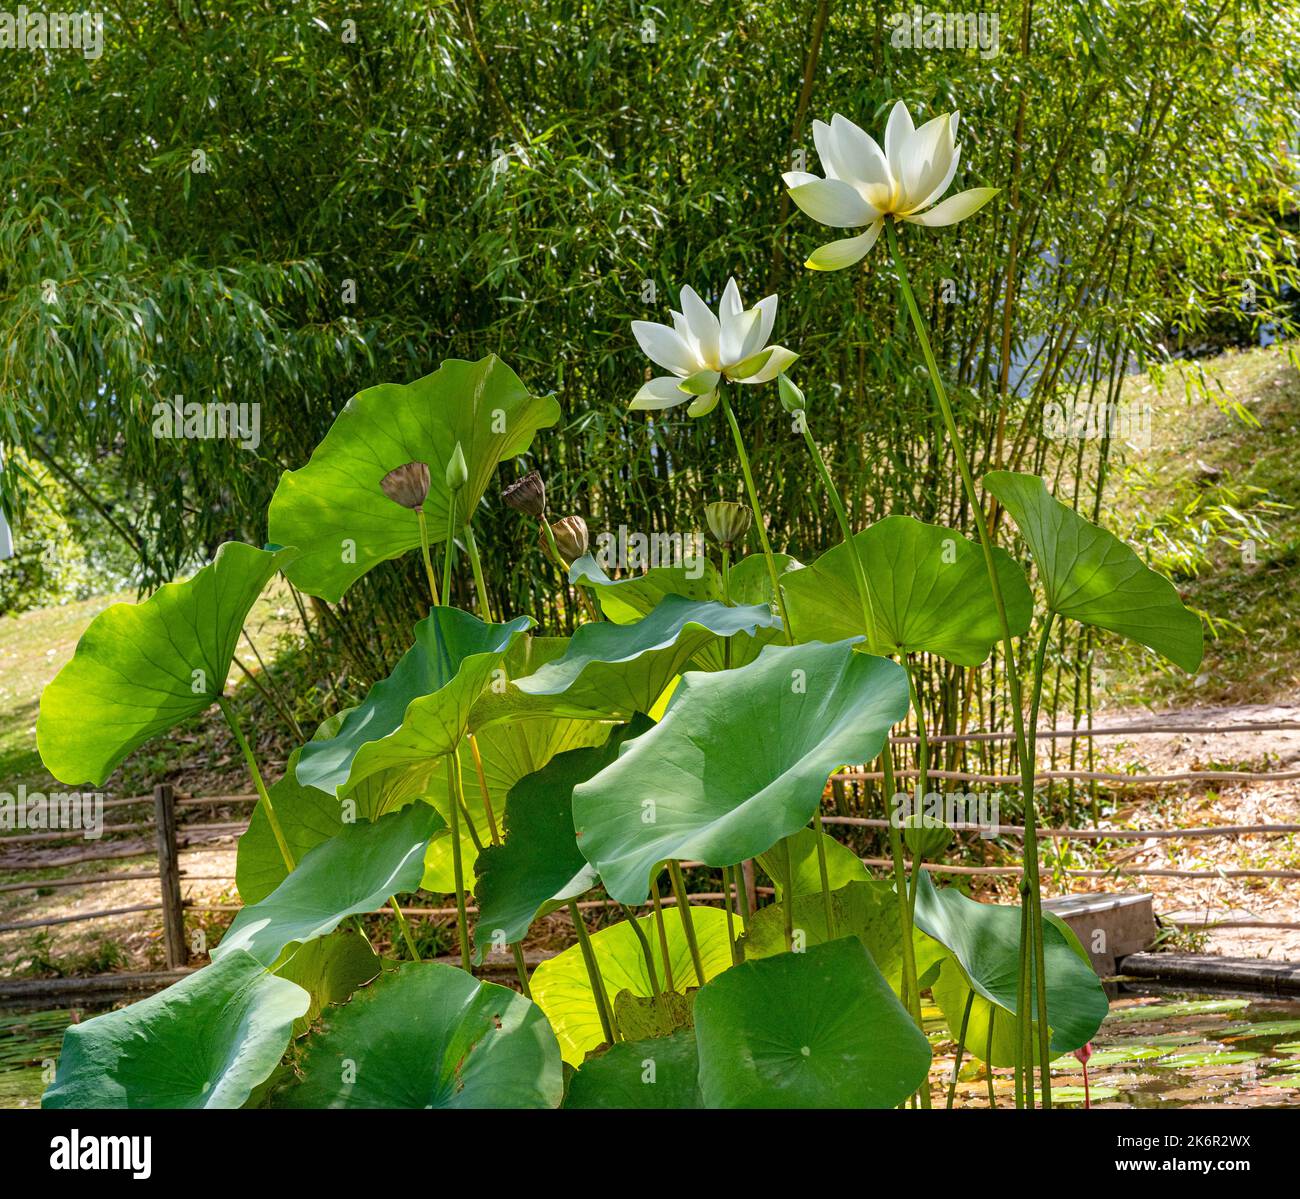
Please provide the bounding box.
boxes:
[569,900,616,1045]
[217,696,294,873]
[667,860,705,986]
[416,509,440,606]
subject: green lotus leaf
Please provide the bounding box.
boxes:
[37,542,297,786]
[268,355,560,602]
[472,718,652,961]
[511,593,780,719]
[531,906,734,1065]
[914,872,1109,1066]
[296,606,532,796]
[740,879,946,998]
[693,937,932,1108]
[43,949,309,1109]
[569,554,722,623]
[418,710,615,895]
[757,827,871,899]
[274,928,382,1037]
[985,470,1204,672]
[274,962,563,1108]
[572,639,909,904]
[564,1028,701,1109]
[613,988,695,1041]
[217,802,443,967]
[781,516,1032,667]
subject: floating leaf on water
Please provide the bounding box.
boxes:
[1106,999,1250,1023]
[1152,1050,1261,1069]
[1052,1084,1120,1104]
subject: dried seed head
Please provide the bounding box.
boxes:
[502,470,546,517]
[548,515,589,564]
[704,500,753,548]
[445,442,469,492]
[380,461,431,510]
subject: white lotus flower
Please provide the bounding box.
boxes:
[629,279,798,417]
[783,100,998,271]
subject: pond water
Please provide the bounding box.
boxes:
[3,986,1298,1109]
[937,985,1300,1108]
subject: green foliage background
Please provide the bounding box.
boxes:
[1,0,1296,701]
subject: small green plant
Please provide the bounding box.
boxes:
[34,99,1202,1111]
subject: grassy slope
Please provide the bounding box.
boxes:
[1106,343,1299,707]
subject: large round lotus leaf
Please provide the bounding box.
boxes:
[296,606,532,796]
[418,710,614,895]
[985,470,1203,672]
[37,542,296,786]
[531,906,734,1065]
[472,718,652,961]
[757,827,870,899]
[572,639,909,904]
[564,1028,701,1109]
[275,929,382,1037]
[569,554,723,623]
[267,355,560,602]
[512,593,780,720]
[914,871,1108,1066]
[740,879,947,999]
[693,937,932,1108]
[781,516,1032,667]
[216,803,442,967]
[43,949,309,1109]
[274,962,562,1108]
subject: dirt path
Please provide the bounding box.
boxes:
[1064,702,1300,961]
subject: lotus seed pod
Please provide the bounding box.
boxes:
[502,470,546,517]
[778,373,806,415]
[902,812,953,862]
[547,515,589,564]
[380,461,430,510]
[704,500,752,548]
[445,442,469,492]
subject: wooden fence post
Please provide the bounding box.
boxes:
[153,783,186,969]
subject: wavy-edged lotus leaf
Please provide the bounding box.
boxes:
[275,928,382,1037]
[512,594,780,720]
[296,606,532,796]
[472,718,652,961]
[564,1027,701,1109]
[268,355,560,602]
[37,542,296,786]
[573,639,909,904]
[217,802,442,967]
[694,937,932,1108]
[985,470,1204,672]
[781,516,1032,666]
[758,827,871,900]
[569,554,723,622]
[274,961,563,1108]
[531,906,734,1065]
[914,872,1108,1066]
[740,879,946,997]
[419,711,615,895]
[43,949,308,1109]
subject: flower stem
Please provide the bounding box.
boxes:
[468,733,501,846]
[416,509,440,606]
[620,903,662,998]
[511,943,532,998]
[217,695,294,873]
[442,493,458,606]
[569,900,616,1045]
[947,989,975,1110]
[887,219,1048,1107]
[667,860,706,985]
[445,747,471,971]
[719,388,792,642]
[462,521,493,622]
[389,897,421,962]
[650,876,676,991]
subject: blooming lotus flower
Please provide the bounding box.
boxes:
[630,279,797,417]
[783,100,998,271]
